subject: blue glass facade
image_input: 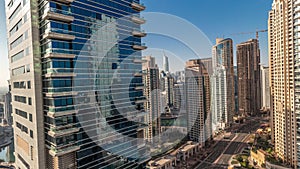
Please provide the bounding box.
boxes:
[39,0,148,168]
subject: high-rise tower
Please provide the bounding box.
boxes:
[211,38,235,131]
[261,65,270,111]
[269,0,300,167]
[163,53,169,73]
[142,56,161,142]
[185,58,212,146]
[237,39,261,116]
[5,0,149,168]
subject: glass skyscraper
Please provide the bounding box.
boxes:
[5,0,149,168]
[211,38,235,132]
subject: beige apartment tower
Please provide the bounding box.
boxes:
[142,56,162,142]
[269,0,300,168]
[5,0,46,168]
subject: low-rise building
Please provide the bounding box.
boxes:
[148,141,200,169]
[147,156,177,169]
[250,149,267,167]
[176,141,200,161]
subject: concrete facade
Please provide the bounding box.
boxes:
[143,56,162,142]
[185,58,212,145]
[237,39,261,116]
[269,0,300,168]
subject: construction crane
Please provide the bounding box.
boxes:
[229,29,268,40]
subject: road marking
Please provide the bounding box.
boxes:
[234,134,251,154]
[213,134,239,164]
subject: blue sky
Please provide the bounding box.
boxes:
[0,0,272,87]
[0,0,9,87]
[142,0,272,71]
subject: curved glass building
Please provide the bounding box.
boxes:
[211,38,235,132]
[5,0,149,168]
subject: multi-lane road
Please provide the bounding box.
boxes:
[214,133,250,166]
[194,116,264,169]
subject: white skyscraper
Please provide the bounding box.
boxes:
[260,65,270,111]
[211,38,235,132]
[163,53,170,73]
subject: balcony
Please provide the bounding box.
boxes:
[134,83,145,90]
[295,20,300,26]
[135,96,146,104]
[131,1,146,11]
[132,30,147,37]
[48,126,79,137]
[135,85,145,90]
[133,58,143,63]
[296,13,300,20]
[47,106,77,118]
[45,68,76,78]
[296,1,300,7]
[47,110,77,118]
[44,52,76,59]
[131,16,146,24]
[42,8,74,23]
[49,145,80,156]
[46,91,78,97]
[42,32,75,41]
[46,0,74,4]
[132,43,147,50]
[45,72,76,78]
[296,6,300,13]
[134,72,143,77]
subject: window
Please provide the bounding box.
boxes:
[9,19,22,36]
[30,130,33,138]
[15,109,27,119]
[26,64,30,73]
[112,63,117,69]
[29,114,32,122]
[9,4,21,22]
[28,97,32,105]
[17,154,30,169]
[14,95,26,103]
[16,122,28,134]
[8,0,14,9]
[52,60,72,68]
[13,81,26,89]
[24,29,28,39]
[10,35,23,49]
[25,47,29,56]
[27,81,31,89]
[23,0,28,6]
[30,146,33,160]
[12,66,25,76]
[55,116,74,126]
[54,98,73,107]
[11,50,24,63]
[23,12,28,22]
